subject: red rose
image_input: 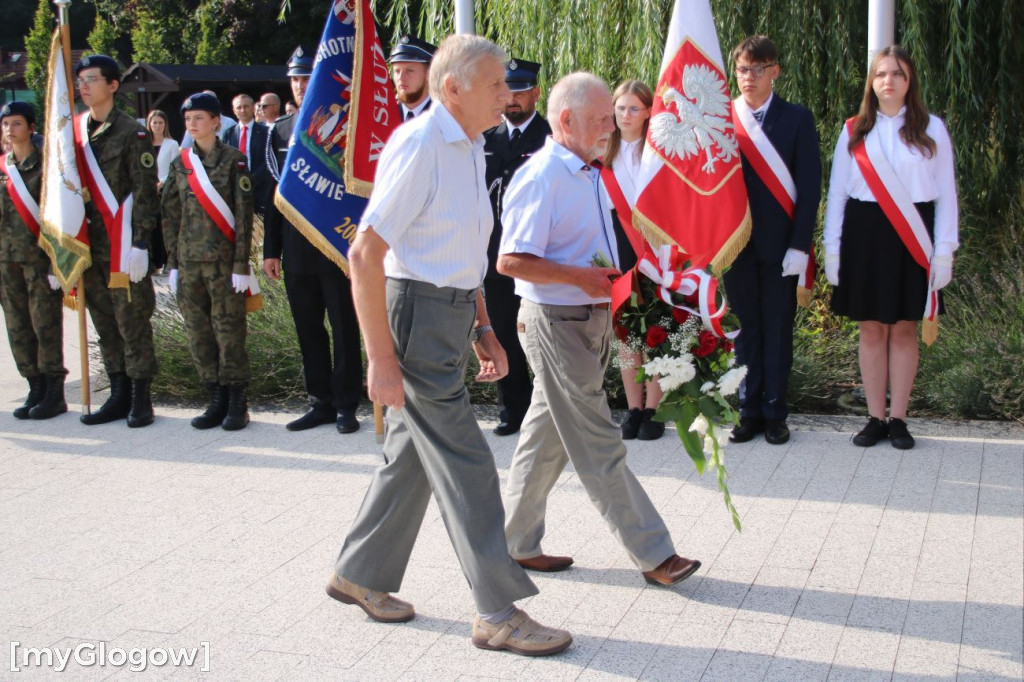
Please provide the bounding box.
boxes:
[672,308,691,324]
[722,340,735,353]
[645,325,668,348]
[693,330,718,357]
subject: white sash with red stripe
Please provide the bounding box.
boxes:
[732,98,815,304]
[76,114,133,285]
[847,118,938,338]
[1,154,41,239]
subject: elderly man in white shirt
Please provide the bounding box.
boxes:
[498,72,702,586]
[326,34,571,658]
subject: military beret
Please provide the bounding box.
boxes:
[387,35,437,64]
[505,58,542,92]
[180,92,221,117]
[0,101,35,126]
[75,54,121,81]
[287,45,314,77]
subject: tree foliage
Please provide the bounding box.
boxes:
[86,13,118,60]
[193,0,231,65]
[23,0,54,117]
[131,8,173,64]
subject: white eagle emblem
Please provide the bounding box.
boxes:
[650,64,739,174]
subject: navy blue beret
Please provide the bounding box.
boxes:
[0,101,35,126]
[180,92,222,116]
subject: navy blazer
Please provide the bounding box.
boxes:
[739,94,822,263]
[223,121,271,212]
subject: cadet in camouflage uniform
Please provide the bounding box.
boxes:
[75,55,160,427]
[163,92,253,430]
[0,101,67,420]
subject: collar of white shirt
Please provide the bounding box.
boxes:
[877,105,907,121]
[549,137,592,174]
[404,97,432,119]
[432,102,475,146]
[507,111,538,139]
[752,92,774,119]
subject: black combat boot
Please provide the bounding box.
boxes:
[221,383,250,431]
[14,375,46,419]
[29,374,67,420]
[127,378,155,428]
[191,382,229,429]
[81,373,131,425]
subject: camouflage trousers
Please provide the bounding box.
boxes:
[178,260,250,385]
[0,260,66,378]
[82,256,158,379]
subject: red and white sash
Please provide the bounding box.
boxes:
[179,148,262,311]
[732,98,815,305]
[76,114,134,287]
[846,117,939,342]
[600,165,646,262]
[1,154,41,239]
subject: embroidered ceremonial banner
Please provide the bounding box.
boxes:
[633,0,750,273]
[38,30,91,291]
[274,0,399,272]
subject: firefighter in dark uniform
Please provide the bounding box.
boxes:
[388,36,436,120]
[263,46,363,433]
[483,59,551,436]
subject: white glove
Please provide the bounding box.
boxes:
[231,273,249,293]
[127,247,149,282]
[168,269,179,294]
[47,274,61,291]
[825,252,840,287]
[930,254,953,291]
[781,248,809,277]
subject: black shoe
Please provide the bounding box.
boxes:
[81,373,131,425]
[222,384,249,431]
[286,404,336,431]
[337,408,359,434]
[888,418,915,450]
[637,408,666,440]
[764,419,790,445]
[191,382,229,429]
[852,416,888,447]
[729,417,764,443]
[127,378,155,428]
[29,374,67,420]
[14,375,46,419]
[494,419,522,436]
[621,408,643,440]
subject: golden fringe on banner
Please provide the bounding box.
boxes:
[632,203,752,277]
[273,189,351,276]
[62,293,78,311]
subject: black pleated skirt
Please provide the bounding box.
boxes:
[830,199,944,323]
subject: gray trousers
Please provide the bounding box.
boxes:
[335,278,538,613]
[504,301,676,572]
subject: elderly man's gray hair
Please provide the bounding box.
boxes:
[547,72,610,131]
[428,34,507,103]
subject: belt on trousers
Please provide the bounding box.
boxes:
[587,302,611,310]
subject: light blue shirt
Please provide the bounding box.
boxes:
[500,137,619,305]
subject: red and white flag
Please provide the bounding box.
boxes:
[633,0,750,273]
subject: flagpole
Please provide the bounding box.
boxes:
[54,0,91,415]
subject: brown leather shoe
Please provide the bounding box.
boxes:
[472,609,572,656]
[642,554,701,585]
[325,572,414,623]
[515,554,574,572]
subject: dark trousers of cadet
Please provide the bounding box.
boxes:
[81,256,158,380]
[503,301,676,571]
[178,261,249,386]
[484,276,531,426]
[0,260,66,378]
[283,269,362,411]
[335,278,538,614]
[722,252,797,421]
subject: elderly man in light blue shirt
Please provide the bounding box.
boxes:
[498,72,702,586]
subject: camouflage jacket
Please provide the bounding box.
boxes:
[82,108,159,256]
[0,147,48,264]
[162,139,254,274]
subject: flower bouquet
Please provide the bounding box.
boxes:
[614,246,745,530]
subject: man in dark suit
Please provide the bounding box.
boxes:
[723,35,822,445]
[263,46,363,434]
[223,94,270,214]
[483,59,551,436]
[388,36,436,121]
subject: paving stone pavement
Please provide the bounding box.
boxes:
[0,304,1021,680]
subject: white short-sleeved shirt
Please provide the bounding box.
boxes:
[824,109,959,258]
[358,103,493,290]
[500,137,619,305]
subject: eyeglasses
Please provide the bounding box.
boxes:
[614,105,648,116]
[734,63,776,79]
[75,76,105,87]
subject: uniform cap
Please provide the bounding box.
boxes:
[287,45,314,77]
[505,58,542,92]
[180,92,222,117]
[0,101,35,126]
[387,35,437,64]
[75,54,121,81]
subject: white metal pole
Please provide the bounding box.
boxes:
[454,0,475,35]
[868,0,895,68]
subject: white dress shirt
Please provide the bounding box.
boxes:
[507,111,537,140]
[399,97,432,121]
[613,137,643,206]
[824,109,958,258]
[155,138,180,184]
[500,137,619,305]
[359,102,492,290]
